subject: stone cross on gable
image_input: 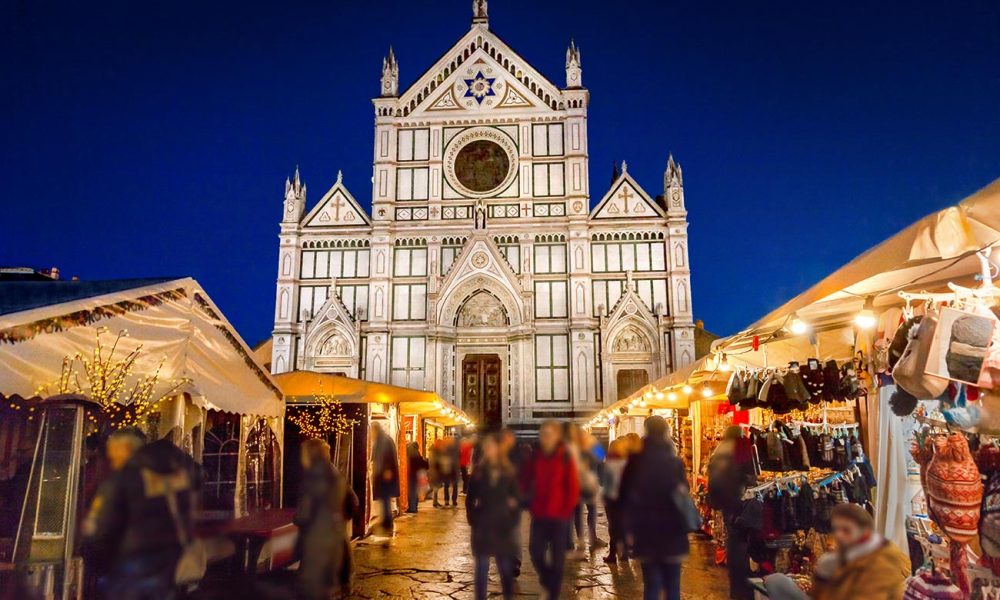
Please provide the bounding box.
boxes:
[617,187,634,214]
[331,196,345,220]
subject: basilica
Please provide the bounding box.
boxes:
[270,2,695,433]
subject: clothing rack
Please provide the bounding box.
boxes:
[741,464,861,500]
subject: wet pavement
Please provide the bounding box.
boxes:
[352,497,730,599]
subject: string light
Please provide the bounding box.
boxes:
[287,379,359,440]
[682,385,693,395]
[33,328,188,431]
[667,391,678,402]
[654,391,664,401]
[701,386,713,398]
[718,353,731,372]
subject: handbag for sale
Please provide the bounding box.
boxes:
[894,310,949,400]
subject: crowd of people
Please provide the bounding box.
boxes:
[66,417,913,600]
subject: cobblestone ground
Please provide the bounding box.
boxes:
[352,497,730,599]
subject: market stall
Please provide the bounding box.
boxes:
[273,371,472,537]
[0,277,283,599]
[707,178,1000,596]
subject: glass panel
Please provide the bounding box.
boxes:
[548,124,564,155]
[536,371,552,401]
[411,285,427,319]
[413,168,429,200]
[392,286,410,321]
[622,244,636,272]
[394,249,410,276]
[392,338,410,369]
[552,335,569,366]
[315,251,329,278]
[397,169,413,200]
[532,124,547,156]
[341,250,356,278]
[553,369,569,401]
[636,243,651,271]
[301,251,315,278]
[34,408,77,537]
[607,244,621,271]
[412,249,428,276]
[329,250,343,278]
[535,283,551,318]
[552,282,568,318]
[536,336,551,366]
[398,130,414,161]
[551,246,566,273]
[651,243,666,270]
[592,246,606,272]
[413,129,429,161]
[549,164,565,196]
[357,250,370,277]
[533,164,549,196]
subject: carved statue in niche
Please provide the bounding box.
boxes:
[457,291,508,327]
[613,326,651,353]
[319,333,351,356]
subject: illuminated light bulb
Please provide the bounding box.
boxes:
[855,296,877,330]
[701,387,713,398]
[682,385,693,395]
[718,354,731,372]
[644,391,653,400]
[789,314,809,335]
[655,391,665,401]
[639,398,647,408]
[630,398,640,407]
[667,391,678,402]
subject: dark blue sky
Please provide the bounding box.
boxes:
[3,0,999,345]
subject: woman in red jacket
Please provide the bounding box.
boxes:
[522,421,580,600]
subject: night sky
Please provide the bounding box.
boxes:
[3,0,999,345]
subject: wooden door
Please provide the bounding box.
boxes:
[462,354,503,431]
[616,368,649,401]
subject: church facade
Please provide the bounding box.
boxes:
[270,2,695,433]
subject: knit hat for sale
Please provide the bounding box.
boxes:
[903,568,964,600]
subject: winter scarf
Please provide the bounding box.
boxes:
[903,568,964,600]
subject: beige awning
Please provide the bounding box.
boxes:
[714,177,1000,361]
[0,278,283,417]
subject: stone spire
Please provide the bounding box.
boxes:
[565,39,582,88]
[472,0,488,26]
[663,154,685,214]
[283,166,306,223]
[380,47,399,97]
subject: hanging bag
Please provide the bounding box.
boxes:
[894,309,949,399]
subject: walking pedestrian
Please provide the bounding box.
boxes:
[620,415,691,600]
[406,441,428,513]
[371,421,400,537]
[522,421,579,600]
[445,435,461,506]
[601,438,629,563]
[82,428,201,600]
[460,433,476,494]
[499,427,526,577]
[429,438,446,507]
[707,426,757,600]
[467,435,521,600]
[294,438,359,600]
[764,503,909,600]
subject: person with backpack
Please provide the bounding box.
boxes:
[522,421,580,600]
[620,415,692,600]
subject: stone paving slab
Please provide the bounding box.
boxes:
[351,498,730,599]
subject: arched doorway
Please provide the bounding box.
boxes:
[455,291,510,431]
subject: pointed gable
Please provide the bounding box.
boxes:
[396,26,563,118]
[302,173,371,228]
[590,168,665,220]
[435,232,526,326]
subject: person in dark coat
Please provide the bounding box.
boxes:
[294,438,359,600]
[371,421,400,536]
[82,428,201,600]
[466,435,521,600]
[620,416,689,600]
[405,441,428,513]
[707,425,757,600]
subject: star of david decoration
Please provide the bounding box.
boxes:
[463,71,496,104]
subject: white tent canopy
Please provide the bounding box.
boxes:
[0,277,283,417]
[714,178,1000,362]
